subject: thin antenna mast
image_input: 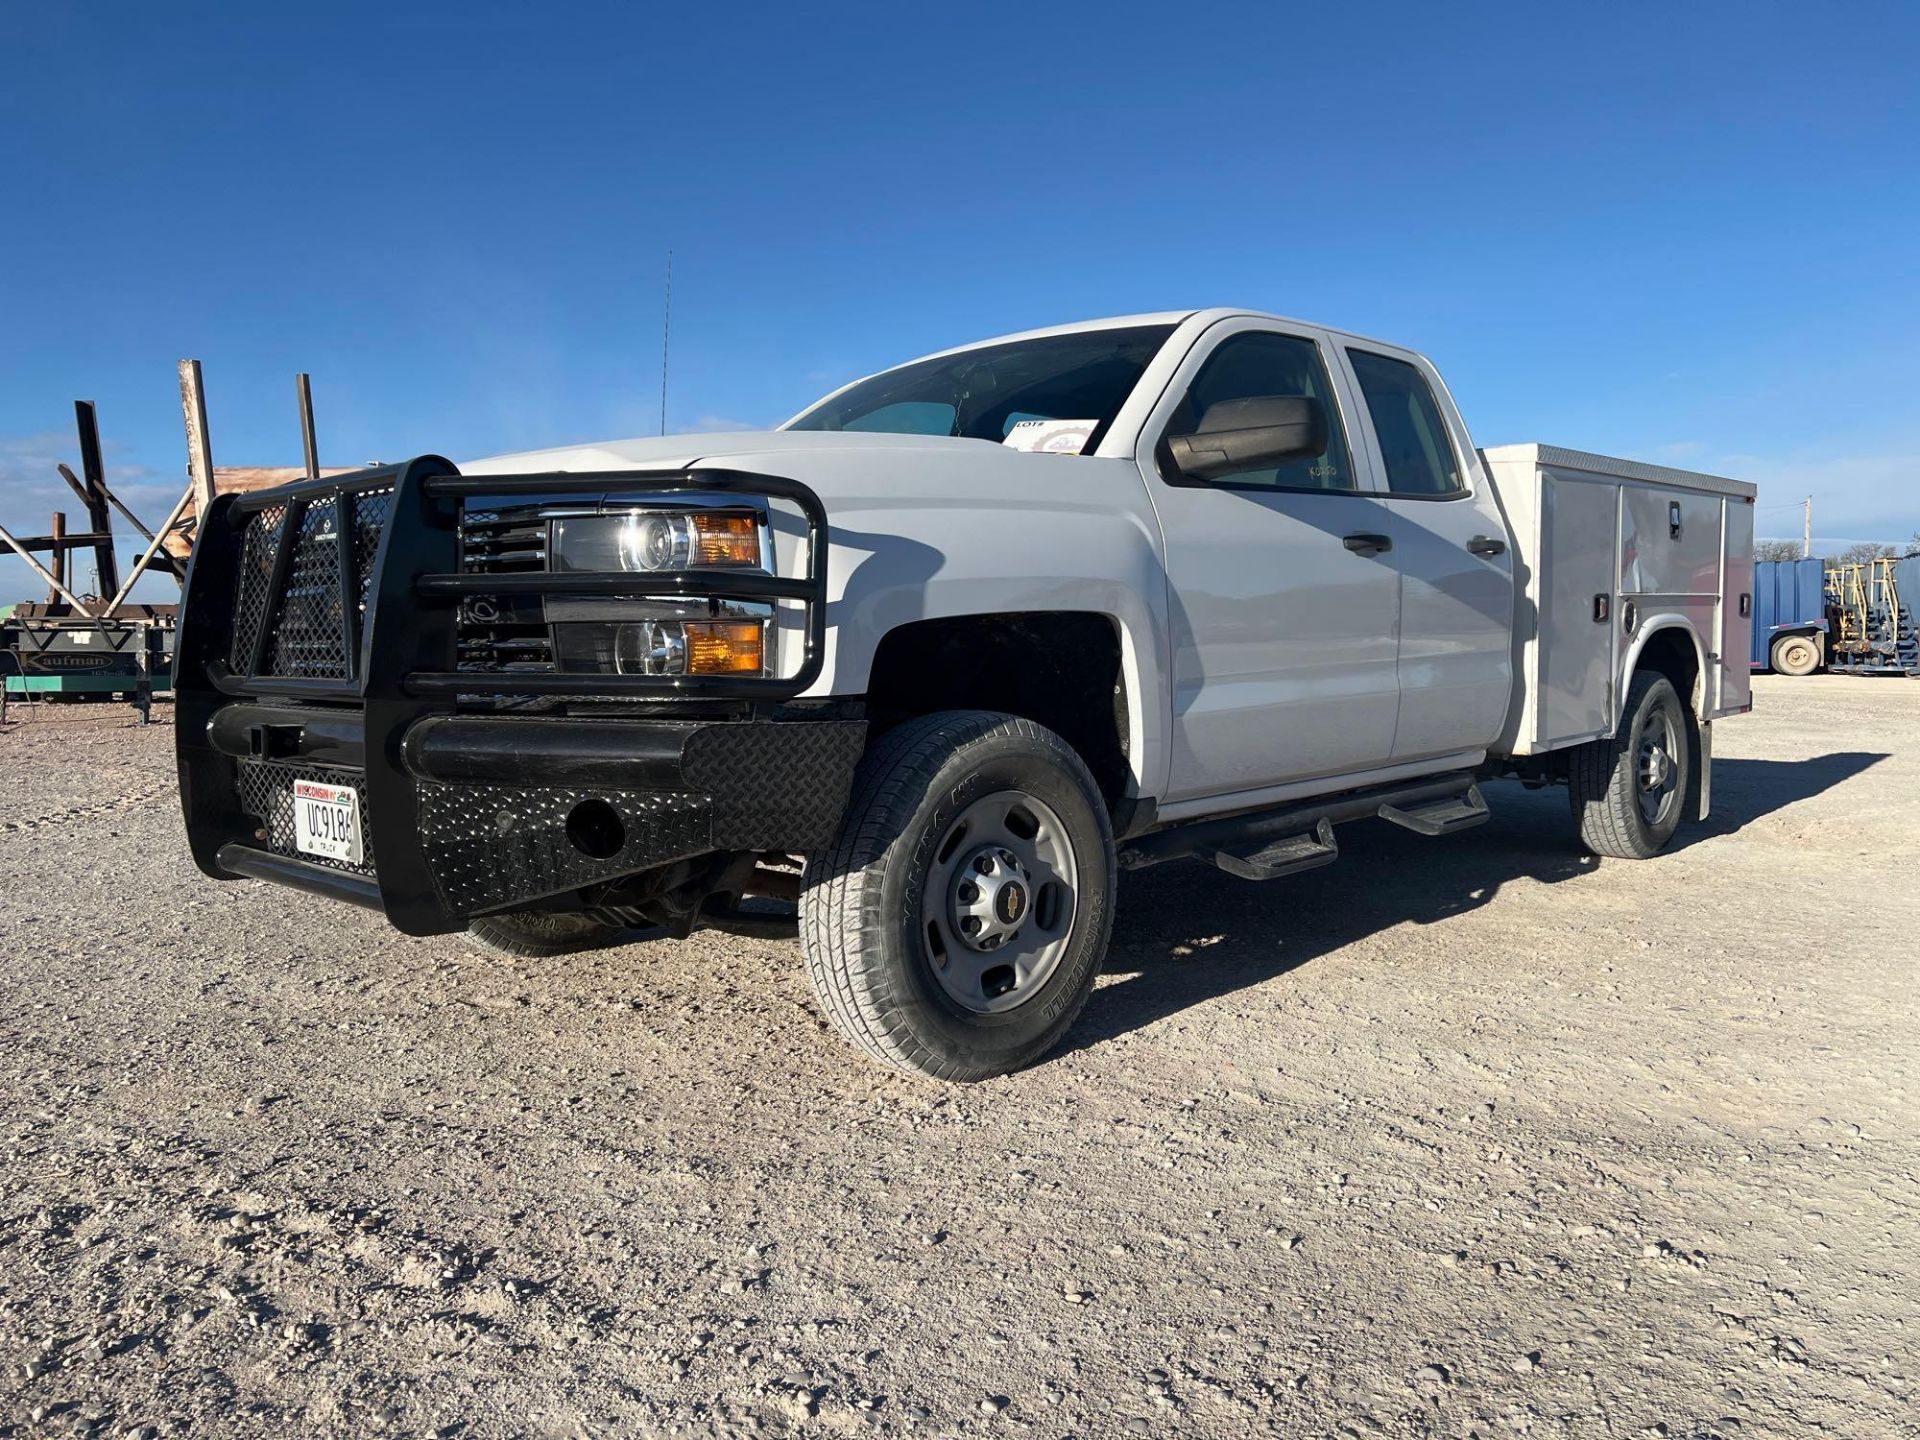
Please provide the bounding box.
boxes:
[659,250,673,437]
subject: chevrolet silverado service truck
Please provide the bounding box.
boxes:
[175,310,1756,1079]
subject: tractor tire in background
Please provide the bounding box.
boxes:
[1770,632,1821,676]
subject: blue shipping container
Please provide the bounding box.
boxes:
[1899,555,1920,630]
[1899,556,1920,658]
[1751,558,1828,669]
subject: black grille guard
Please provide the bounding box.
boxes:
[176,456,832,934]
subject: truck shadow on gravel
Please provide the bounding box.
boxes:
[1669,751,1888,850]
[1064,752,1886,1055]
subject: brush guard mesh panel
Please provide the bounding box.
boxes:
[227,489,394,681]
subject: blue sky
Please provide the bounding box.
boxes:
[3,1,1916,600]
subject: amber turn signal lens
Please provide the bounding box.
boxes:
[683,620,765,675]
[691,514,761,567]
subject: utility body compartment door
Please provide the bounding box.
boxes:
[1135,317,1402,804]
[1718,499,1754,713]
[1535,476,1620,743]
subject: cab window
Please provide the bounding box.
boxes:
[1347,350,1464,497]
[1161,332,1353,491]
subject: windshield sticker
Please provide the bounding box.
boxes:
[1002,418,1098,455]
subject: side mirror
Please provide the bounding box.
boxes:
[1167,395,1327,482]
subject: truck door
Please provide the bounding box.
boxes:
[1339,346,1515,762]
[1135,319,1402,805]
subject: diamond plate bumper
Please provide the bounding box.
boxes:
[192,707,864,932]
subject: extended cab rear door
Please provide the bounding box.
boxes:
[1335,342,1515,763]
[1133,316,1403,806]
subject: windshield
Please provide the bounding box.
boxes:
[786,324,1177,449]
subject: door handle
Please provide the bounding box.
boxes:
[1343,532,1392,557]
[1467,535,1507,557]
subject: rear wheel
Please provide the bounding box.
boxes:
[1770,632,1820,676]
[801,710,1115,1081]
[1568,671,1690,859]
[466,910,626,959]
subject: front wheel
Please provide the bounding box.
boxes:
[1568,671,1690,859]
[801,711,1116,1081]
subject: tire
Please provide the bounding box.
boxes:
[1770,632,1820,676]
[1568,671,1690,859]
[466,910,626,959]
[800,710,1116,1081]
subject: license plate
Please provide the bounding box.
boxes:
[292,779,364,865]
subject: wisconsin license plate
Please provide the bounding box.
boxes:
[292,779,363,865]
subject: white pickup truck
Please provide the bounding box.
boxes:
[175,309,1755,1079]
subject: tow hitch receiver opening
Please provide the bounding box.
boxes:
[566,798,626,859]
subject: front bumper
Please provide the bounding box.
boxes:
[188,705,863,932]
[175,456,860,935]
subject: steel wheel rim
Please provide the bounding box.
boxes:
[921,790,1078,1015]
[1636,705,1681,826]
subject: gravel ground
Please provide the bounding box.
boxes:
[1,675,1915,1440]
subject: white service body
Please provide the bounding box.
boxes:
[1483,444,1756,758]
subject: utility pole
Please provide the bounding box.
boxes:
[659,250,673,437]
[1803,495,1813,559]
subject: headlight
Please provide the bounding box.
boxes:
[551,509,762,573]
[478,503,772,681]
[553,616,766,677]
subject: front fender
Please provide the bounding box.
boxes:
[820,519,1167,799]
[701,447,1173,799]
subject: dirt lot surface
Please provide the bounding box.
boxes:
[2,676,1915,1439]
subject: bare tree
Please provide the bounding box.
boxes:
[1754,539,1804,563]
[1836,541,1901,565]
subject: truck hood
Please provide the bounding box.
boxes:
[459,429,1001,477]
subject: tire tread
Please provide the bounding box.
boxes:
[1568,671,1682,860]
[466,910,624,959]
[800,710,1110,1081]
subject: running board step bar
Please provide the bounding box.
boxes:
[1198,817,1338,882]
[1377,783,1490,836]
[1117,770,1490,878]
